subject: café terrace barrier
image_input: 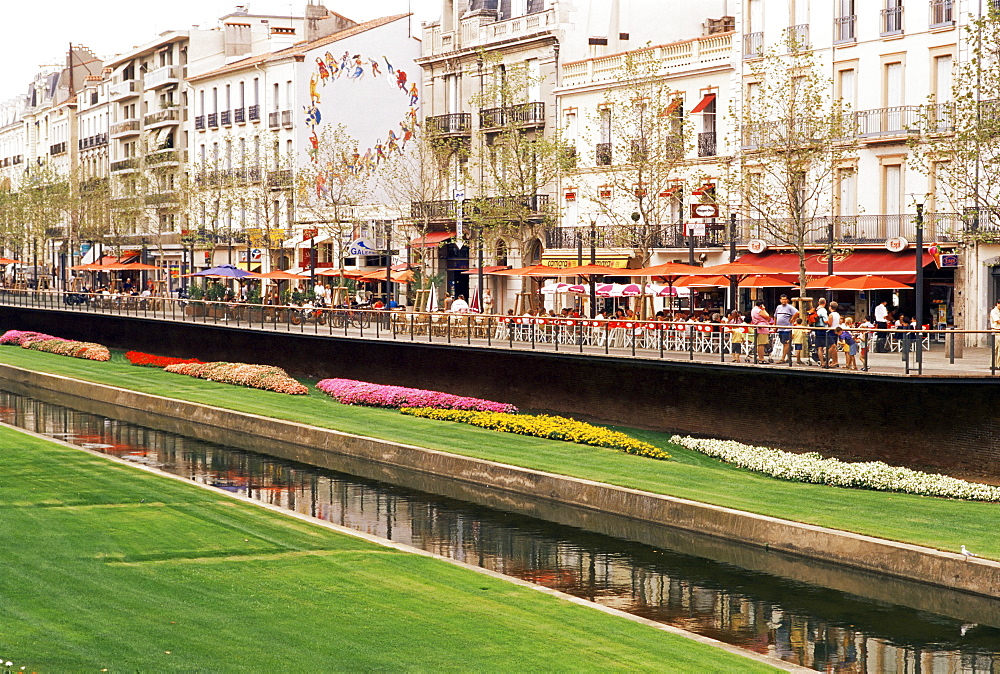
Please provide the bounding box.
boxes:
[0,289,989,377]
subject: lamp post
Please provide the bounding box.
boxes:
[585,211,599,318]
[384,222,392,307]
[728,211,738,311]
[915,201,925,372]
[477,223,485,313]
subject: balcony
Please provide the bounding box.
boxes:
[109,79,139,101]
[268,111,281,129]
[145,65,182,89]
[697,132,717,157]
[479,102,544,130]
[80,177,107,193]
[145,191,181,207]
[855,106,922,138]
[110,119,141,138]
[926,103,954,134]
[596,142,612,166]
[411,200,456,220]
[741,213,964,244]
[545,224,729,250]
[207,113,219,129]
[246,165,262,183]
[49,141,67,156]
[146,148,186,168]
[110,157,140,173]
[281,110,293,128]
[881,6,903,36]
[248,104,260,122]
[234,107,245,124]
[267,169,293,189]
[144,108,180,128]
[195,115,205,131]
[930,0,954,27]
[427,7,555,55]
[786,24,809,51]
[743,31,764,59]
[224,167,246,184]
[426,113,472,135]
[221,110,232,126]
[834,15,856,43]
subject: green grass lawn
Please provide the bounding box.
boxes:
[0,426,774,672]
[2,346,999,561]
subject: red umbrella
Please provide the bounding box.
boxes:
[315,268,364,278]
[554,264,620,276]
[629,262,705,277]
[248,270,310,280]
[834,275,912,290]
[0,257,20,264]
[121,262,162,271]
[490,264,562,277]
[739,275,796,288]
[691,261,789,277]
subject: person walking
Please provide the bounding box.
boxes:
[874,299,890,352]
[812,297,830,366]
[791,316,809,365]
[773,294,798,364]
[750,300,772,363]
[827,301,842,367]
[727,310,747,363]
[990,300,1000,367]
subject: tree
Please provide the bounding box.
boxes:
[910,8,1000,238]
[467,52,572,261]
[728,36,856,296]
[584,48,691,265]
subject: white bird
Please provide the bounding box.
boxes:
[961,545,978,559]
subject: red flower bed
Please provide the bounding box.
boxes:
[125,351,204,369]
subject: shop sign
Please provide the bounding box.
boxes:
[746,239,768,254]
[346,238,377,256]
[885,237,909,252]
[690,203,719,218]
[685,221,706,236]
[939,253,959,268]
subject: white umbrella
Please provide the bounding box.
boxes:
[427,283,439,311]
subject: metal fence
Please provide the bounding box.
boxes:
[1,289,994,378]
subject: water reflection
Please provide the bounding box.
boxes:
[2,391,998,672]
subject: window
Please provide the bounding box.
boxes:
[253,77,259,106]
[836,168,857,217]
[225,84,231,111]
[884,62,903,108]
[934,55,952,102]
[837,68,856,110]
[212,87,218,114]
[882,0,903,35]
[835,0,856,42]
[932,162,951,213]
[273,83,280,111]
[883,163,903,216]
[286,80,293,110]
[597,107,611,165]
[930,0,953,27]
[199,89,205,116]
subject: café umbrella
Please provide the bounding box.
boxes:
[183,264,255,279]
[833,275,912,291]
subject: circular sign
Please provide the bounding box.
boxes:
[747,239,768,254]
[692,204,719,218]
[885,237,909,253]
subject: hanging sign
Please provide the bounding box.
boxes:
[690,203,719,218]
[685,221,706,236]
[885,237,909,252]
[747,239,768,254]
[346,238,377,256]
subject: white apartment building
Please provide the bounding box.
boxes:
[188,10,420,276]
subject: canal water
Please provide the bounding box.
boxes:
[2,389,998,672]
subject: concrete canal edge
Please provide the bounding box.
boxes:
[3,362,999,603]
[2,420,806,673]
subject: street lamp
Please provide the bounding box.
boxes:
[584,211,600,317]
[915,199,925,373]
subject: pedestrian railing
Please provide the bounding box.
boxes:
[0,289,993,377]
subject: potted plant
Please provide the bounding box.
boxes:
[185,284,206,316]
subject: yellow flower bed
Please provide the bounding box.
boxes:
[399,408,670,460]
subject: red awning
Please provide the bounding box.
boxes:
[689,93,717,114]
[409,231,455,248]
[738,250,935,283]
[462,266,510,275]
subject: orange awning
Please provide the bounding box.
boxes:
[690,93,717,114]
[409,231,455,248]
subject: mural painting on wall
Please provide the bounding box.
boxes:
[305,50,418,196]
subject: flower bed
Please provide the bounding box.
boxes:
[400,408,669,460]
[125,351,204,369]
[0,330,58,346]
[671,435,1000,502]
[165,361,308,395]
[317,378,518,413]
[0,330,110,361]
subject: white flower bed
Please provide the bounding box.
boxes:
[670,435,1000,502]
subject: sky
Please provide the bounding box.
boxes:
[0,0,440,101]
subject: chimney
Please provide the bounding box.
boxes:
[305,1,357,42]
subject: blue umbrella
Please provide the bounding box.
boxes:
[183,264,254,279]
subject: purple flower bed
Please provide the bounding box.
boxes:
[316,378,518,413]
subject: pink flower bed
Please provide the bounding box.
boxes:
[316,378,518,413]
[0,330,110,361]
[165,361,308,395]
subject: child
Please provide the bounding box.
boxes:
[728,311,746,363]
[791,316,809,365]
[834,326,859,370]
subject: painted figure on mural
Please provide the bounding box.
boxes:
[340,51,351,75]
[304,102,321,128]
[352,55,365,79]
[315,170,328,198]
[399,120,413,148]
[325,51,339,77]
[408,82,419,106]
[369,58,381,77]
[383,55,395,74]
[396,70,407,91]
[308,130,319,161]
[386,129,401,155]
[375,140,386,162]
[309,74,321,104]
[316,58,330,83]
